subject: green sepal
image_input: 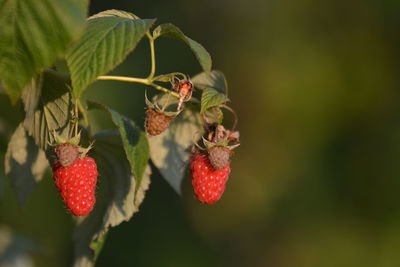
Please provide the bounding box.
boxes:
[51,130,81,146]
[145,91,182,118]
[153,73,188,83]
[202,137,228,149]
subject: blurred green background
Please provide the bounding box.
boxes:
[2,0,400,266]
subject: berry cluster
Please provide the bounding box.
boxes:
[144,78,240,205]
[51,77,238,215]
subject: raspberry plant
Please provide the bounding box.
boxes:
[0,2,240,266]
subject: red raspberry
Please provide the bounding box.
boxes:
[190,152,231,204]
[53,157,98,216]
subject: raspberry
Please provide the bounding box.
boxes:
[207,146,231,170]
[55,143,79,167]
[145,109,174,136]
[190,152,231,204]
[53,157,98,216]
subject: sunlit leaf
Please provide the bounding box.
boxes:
[67,10,155,98]
[0,0,88,103]
[192,70,229,113]
[203,106,224,124]
[88,9,139,20]
[200,88,229,113]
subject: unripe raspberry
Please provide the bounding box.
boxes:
[55,143,79,167]
[207,146,231,170]
[145,109,174,136]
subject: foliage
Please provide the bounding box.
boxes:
[0,3,233,266]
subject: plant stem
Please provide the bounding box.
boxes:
[147,35,156,79]
[220,104,238,130]
[74,99,79,136]
[150,83,180,97]
[78,100,89,127]
[97,75,149,84]
[96,75,180,98]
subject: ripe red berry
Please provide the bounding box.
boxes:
[53,157,98,216]
[190,152,231,204]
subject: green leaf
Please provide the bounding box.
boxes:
[67,10,156,98]
[153,23,212,72]
[148,107,203,194]
[22,70,73,151]
[0,0,88,103]
[88,9,139,20]
[72,131,151,267]
[192,70,228,94]
[192,70,229,113]
[200,88,229,113]
[203,106,224,124]
[5,124,48,206]
[87,100,149,185]
[89,233,107,262]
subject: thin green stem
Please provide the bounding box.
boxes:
[96,75,180,98]
[153,72,187,83]
[74,99,79,136]
[147,35,156,79]
[78,100,89,127]
[97,75,149,84]
[220,104,238,130]
[150,83,179,97]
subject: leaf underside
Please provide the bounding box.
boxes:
[22,71,73,153]
[4,124,49,206]
[148,105,203,194]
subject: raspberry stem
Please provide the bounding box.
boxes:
[146,34,156,80]
[74,99,79,136]
[220,104,238,130]
[96,75,180,98]
[78,99,89,127]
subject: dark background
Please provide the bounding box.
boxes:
[1,0,400,266]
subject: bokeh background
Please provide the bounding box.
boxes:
[1,0,400,266]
